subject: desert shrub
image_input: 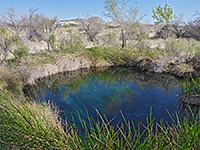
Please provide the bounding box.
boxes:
[0,28,18,63]
[0,67,22,93]
[79,16,103,42]
[164,38,200,63]
[13,43,28,60]
[5,75,22,94]
[58,29,84,53]
[45,33,56,51]
[101,32,120,48]
[0,27,28,65]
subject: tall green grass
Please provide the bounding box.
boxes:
[85,47,134,66]
[0,89,199,149]
[181,75,200,96]
[0,89,82,149]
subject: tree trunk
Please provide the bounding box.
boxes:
[47,40,50,51]
[121,29,126,48]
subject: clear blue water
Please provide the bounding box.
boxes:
[31,68,182,126]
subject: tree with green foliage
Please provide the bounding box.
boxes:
[152,0,173,25]
[103,0,144,48]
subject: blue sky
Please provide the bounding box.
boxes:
[0,0,199,23]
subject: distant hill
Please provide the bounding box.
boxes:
[59,16,105,24]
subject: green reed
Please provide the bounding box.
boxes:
[181,75,200,96]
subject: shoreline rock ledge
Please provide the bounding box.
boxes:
[17,53,199,85]
[17,54,112,85]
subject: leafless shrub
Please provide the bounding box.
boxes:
[0,7,58,42]
[79,16,104,42]
[0,7,58,62]
[26,8,58,42]
[0,7,27,34]
[171,14,185,26]
[179,12,200,41]
[101,31,120,48]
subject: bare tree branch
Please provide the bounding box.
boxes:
[0,7,28,33]
[79,15,104,42]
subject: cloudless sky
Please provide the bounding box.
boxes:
[0,0,199,23]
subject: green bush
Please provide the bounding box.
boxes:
[152,0,173,24]
[13,43,28,60]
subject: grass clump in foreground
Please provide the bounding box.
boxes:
[0,89,200,149]
[0,89,82,149]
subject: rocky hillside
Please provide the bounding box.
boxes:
[19,17,200,54]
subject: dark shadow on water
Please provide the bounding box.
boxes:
[23,67,199,127]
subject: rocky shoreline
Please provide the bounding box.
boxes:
[128,57,195,77]
[16,53,199,85]
[17,54,112,85]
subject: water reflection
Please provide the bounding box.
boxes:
[25,67,187,125]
